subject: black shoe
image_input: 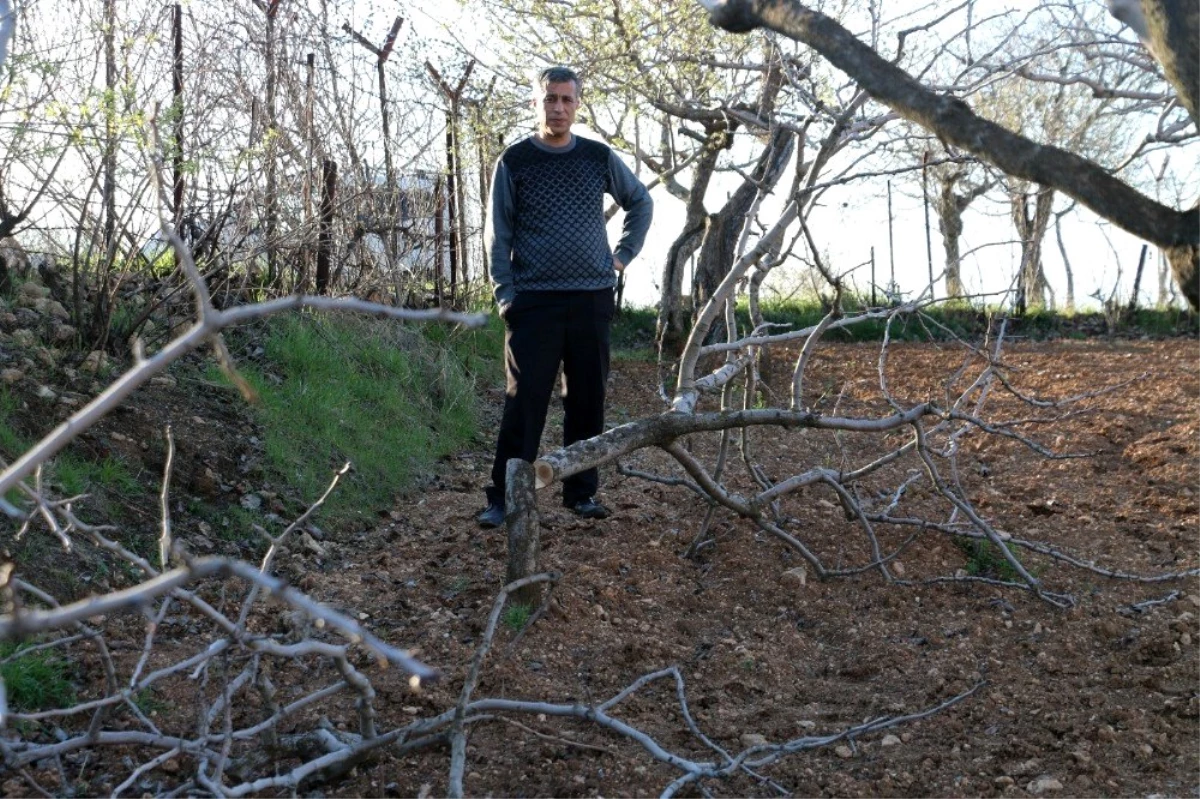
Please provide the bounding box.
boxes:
[568,498,610,520]
[477,503,505,528]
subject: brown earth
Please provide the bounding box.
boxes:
[3,336,1198,797]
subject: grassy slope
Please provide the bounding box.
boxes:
[234,311,504,528]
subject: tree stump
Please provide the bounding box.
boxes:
[504,458,541,607]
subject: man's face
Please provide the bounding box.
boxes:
[535,80,579,142]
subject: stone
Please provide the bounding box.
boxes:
[1026,776,1063,795]
[17,281,49,299]
[891,561,906,577]
[239,493,262,510]
[781,566,808,587]
[52,324,77,343]
[12,308,39,328]
[740,733,768,747]
[881,734,901,747]
[12,329,36,347]
[45,300,70,320]
[994,776,1015,788]
[81,350,108,373]
[301,532,328,557]
[835,745,854,759]
[151,374,177,388]
[0,368,22,384]
[35,384,56,402]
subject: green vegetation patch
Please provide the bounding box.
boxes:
[502,602,533,632]
[955,537,1028,582]
[0,641,77,712]
[0,387,142,513]
[238,312,493,528]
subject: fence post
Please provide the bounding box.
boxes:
[316,160,336,295]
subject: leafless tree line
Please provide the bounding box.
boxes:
[0,0,494,360]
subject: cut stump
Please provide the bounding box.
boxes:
[504,458,542,607]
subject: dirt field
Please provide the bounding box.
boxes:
[296,337,1197,797]
[4,336,1198,797]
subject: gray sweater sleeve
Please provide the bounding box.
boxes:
[485,159,517,307]
[607,150,654,267]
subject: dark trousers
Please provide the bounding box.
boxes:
[486,289,614,507]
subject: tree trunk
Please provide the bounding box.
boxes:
[1054,211,1076,313]
[656,129,723,356]
[937,175,966,299]
[934,169,991,300]
[691,126,794,339]
[1011,185,1054,314]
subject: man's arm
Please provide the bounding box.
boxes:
[606,150,653,269]
[485,159,517,308]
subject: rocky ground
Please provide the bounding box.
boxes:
[0,313,1197,796]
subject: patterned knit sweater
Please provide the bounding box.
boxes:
[486,134,653,307]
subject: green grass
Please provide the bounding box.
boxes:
[955,537,1027,582]
[50,453,141,497]
[0,641,77,712]
[611,306,659,360]
[0,387,142,508]
[0,387,32,457]
[502,602,533,632]
[638,298,1197,346]
[229,312,489,528]
[133,686,169,717]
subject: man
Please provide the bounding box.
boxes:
[477,66,653,529]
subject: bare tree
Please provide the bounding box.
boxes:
[694,0,1199,310]
[933,162,993,299]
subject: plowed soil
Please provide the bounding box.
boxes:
[5,336,1199,798]
[306,337,1197,798]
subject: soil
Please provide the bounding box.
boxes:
[3,335,1198,797]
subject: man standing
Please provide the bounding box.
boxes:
[478,66,653,528]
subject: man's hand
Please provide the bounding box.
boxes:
[613,256,626,274]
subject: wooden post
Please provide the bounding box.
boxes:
[870,246,876,307]
[504,459,542,607]
[433,174,445,306]
[317,160,335,295]
[426,60,476,308]
[172,3,184,229]
[1129,243,1149,313]
[886,180,896,300]
[922,150,934,296]
[445,111,459,306]
[258,0,280,290]
[343,17,403,266]
[302,52,314,292]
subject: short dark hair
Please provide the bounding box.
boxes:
[534,66,581,96]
